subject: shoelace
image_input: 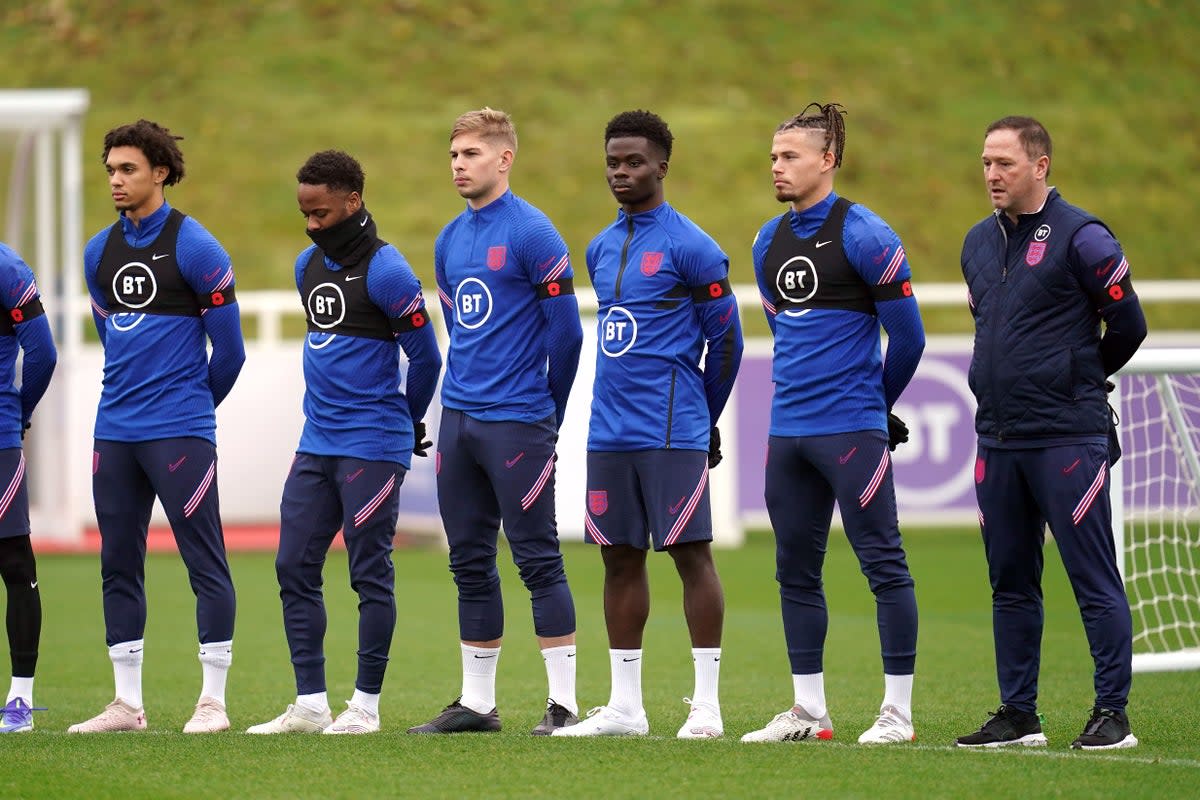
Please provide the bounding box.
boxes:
[1081,710,1114,736]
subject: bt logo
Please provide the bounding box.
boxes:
[776,255,818,306]
[455,277,493,329]
[600,306,637,357]
[112,262,158,309]
[307,282,346,329]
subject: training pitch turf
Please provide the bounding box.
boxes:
[2,529,1197,798]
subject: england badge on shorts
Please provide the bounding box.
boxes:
[588,490,608,516]
[1025,242,1046,266]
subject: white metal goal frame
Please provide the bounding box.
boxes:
[1113,348,1200,672]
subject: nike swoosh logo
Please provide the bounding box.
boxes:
[815,240,832,248]
[203,268,222,282]
[473,653,498,659]
[152,253,169,260]
[360,215,369,227]
[30,581,37,589]
[346,468,364,483]
[567,653,576,658]
[168,456,187,473]
[622,657,640,662]
[719,307,734,325]
[505,452,525,468]
[1063,458,1081,475]
[1096,258,1114,276]
[129,647,143,654]
[345,274,363,281]
[668,496,686,515]
[838,447,857,464]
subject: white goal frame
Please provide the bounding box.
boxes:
[1112,347,1200,672]
[0,89,90,544]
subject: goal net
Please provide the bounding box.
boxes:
[1113,348,1200,672]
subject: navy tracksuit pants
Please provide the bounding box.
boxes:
[974,441,1132,712]
[277,453,405,695]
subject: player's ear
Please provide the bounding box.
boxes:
[346,191,363,214]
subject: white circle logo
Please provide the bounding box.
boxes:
[775,255,818,305]
[600,306,638,357]
[111,312,146,331]
[307,282,346,329]
[307,332,338,350]
[112,262,158,309]
[455,277,493,330]
[1034,224,1052,242]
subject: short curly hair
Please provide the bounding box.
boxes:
[296,150,365,195]
[604,110,673,161]
[103,119,186,185]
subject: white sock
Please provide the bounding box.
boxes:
[690,647,721,710]
[350,689,380,716]
[198,640,232,706]
[882,673,913,720]
[296,691,329,714]
[608,648,643,716]
[7,676,33,705]
[460,644,500,713]
[541,644,578,715]
[792,672,826,720]
[109,639,144,709]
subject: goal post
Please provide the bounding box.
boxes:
[1112,347,1200,672]
[0,89,90,546]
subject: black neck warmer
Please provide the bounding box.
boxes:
[307,206,378,267]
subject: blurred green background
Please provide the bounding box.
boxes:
[3,0,1198,332]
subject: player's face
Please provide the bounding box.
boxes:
[605,136,666,214]
[450,132,512,209]
[770,129,834,211]
[104,146,167,221]
[981,128,1049,219]
[297,183,361,232]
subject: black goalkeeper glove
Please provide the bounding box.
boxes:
[886,412,909,451]
[412,420,432,457]
[707,426,723,469]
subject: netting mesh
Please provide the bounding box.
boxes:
[1121,372,1200,669]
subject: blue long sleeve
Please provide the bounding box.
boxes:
[542,294,583,428]
[699,296,744,424]
[202,305,245,407]
[398,323,442,425]
[16,315,57,425]
[878,298,925,409]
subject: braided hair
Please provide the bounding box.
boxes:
[776,103,847,167]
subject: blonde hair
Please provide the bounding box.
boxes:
[451,107,518,152]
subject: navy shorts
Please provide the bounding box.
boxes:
[0,448,29,539]
[585,449,712,551]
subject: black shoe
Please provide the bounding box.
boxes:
[955,705,1048,748]
[407,697,501,734]
[531,701,579,735]
[1071,707,1138,750]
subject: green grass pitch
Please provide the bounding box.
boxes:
[3,529,1198,798]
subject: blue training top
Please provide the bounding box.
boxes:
[752,191,925,437]
[587,201,743,452]
[294,242,441,467]
[0,243,57,449]
[84,202,246,444]
[435,190,583,426]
